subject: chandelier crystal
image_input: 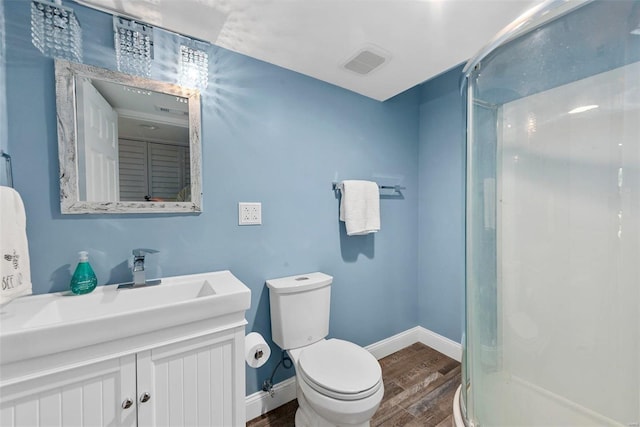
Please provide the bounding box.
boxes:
[179,44,209,90]
[113,17,154,78]
[31,0,82,62]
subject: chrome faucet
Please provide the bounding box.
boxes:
[132,249,148,286]
[118,249,160,289]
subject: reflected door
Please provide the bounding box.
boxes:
[76,77,120,201]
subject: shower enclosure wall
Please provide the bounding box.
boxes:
[461,1,639,425]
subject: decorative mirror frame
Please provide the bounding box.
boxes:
[55,59,202,214]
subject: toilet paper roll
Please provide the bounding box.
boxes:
[245,332,271,368]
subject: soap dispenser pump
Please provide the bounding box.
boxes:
[70,251,98,295]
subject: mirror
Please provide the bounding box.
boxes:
[55,59,202,214]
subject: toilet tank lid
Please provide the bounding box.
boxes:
[266,272,333,294]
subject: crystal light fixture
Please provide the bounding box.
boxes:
[179,44,209,90]
[114,17,153,78]
[31,0,82,62]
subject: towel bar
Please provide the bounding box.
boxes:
[1,150,13,188]
[331,182,406,193]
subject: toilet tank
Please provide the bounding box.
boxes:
[266,272,333,350]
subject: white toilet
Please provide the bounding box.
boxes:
[266,272,384,427]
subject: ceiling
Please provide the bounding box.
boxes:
[91,78,189,144]
[74,0,541,101]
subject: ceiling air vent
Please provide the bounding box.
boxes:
[155,105,189,116]
[343,47,389,75]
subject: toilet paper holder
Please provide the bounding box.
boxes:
[245,332,270,368]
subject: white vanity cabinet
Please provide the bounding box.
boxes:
[136,328,244,426]
[0,270,251,427]
[0,355,137,427]
[0,326,245,427]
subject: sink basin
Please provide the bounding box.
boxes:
[22,275,216,328]
[0,270,251,365]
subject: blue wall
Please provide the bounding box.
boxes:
[0,0,7,186]
[417,65,466,342]
[4,1,420,394]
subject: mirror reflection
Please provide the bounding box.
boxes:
[76,78,191,203]
[55,60,202,214]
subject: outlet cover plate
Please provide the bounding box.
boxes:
[239,202,262,225]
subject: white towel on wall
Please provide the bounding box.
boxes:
[0,186,32,304]
[339,180,380,236]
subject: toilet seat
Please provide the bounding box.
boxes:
[298,339,382,401]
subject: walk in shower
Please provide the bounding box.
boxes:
[458,0,639,425]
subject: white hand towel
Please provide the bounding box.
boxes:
[339,180,380,236]
[0,186,32,304]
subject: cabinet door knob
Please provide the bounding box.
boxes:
[122,398,134,409]
[140,392,151,403]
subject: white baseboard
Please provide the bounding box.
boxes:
[367,325,462,362]
[245,326,462,422]
[365,326,423,360]
[245,376,297,422]
[415,326,462,362]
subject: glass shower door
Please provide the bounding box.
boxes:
[464,1,640,425]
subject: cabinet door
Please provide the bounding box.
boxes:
[0,355,136,427]
[136,329,245,427]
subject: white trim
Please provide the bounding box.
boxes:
[245,377,297,422]
[414,326,462,362]
[245,326,462,422]
[364,326,424,360]
[116,107,189,127]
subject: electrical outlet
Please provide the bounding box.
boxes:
[239,202,262,225]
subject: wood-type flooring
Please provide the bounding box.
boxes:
[247,342,461,427]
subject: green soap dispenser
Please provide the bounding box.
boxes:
[70,251,98,295]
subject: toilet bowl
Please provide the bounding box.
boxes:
[266,272,384,427]
[289,339,384,427]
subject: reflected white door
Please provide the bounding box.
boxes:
[76,77,119,201]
